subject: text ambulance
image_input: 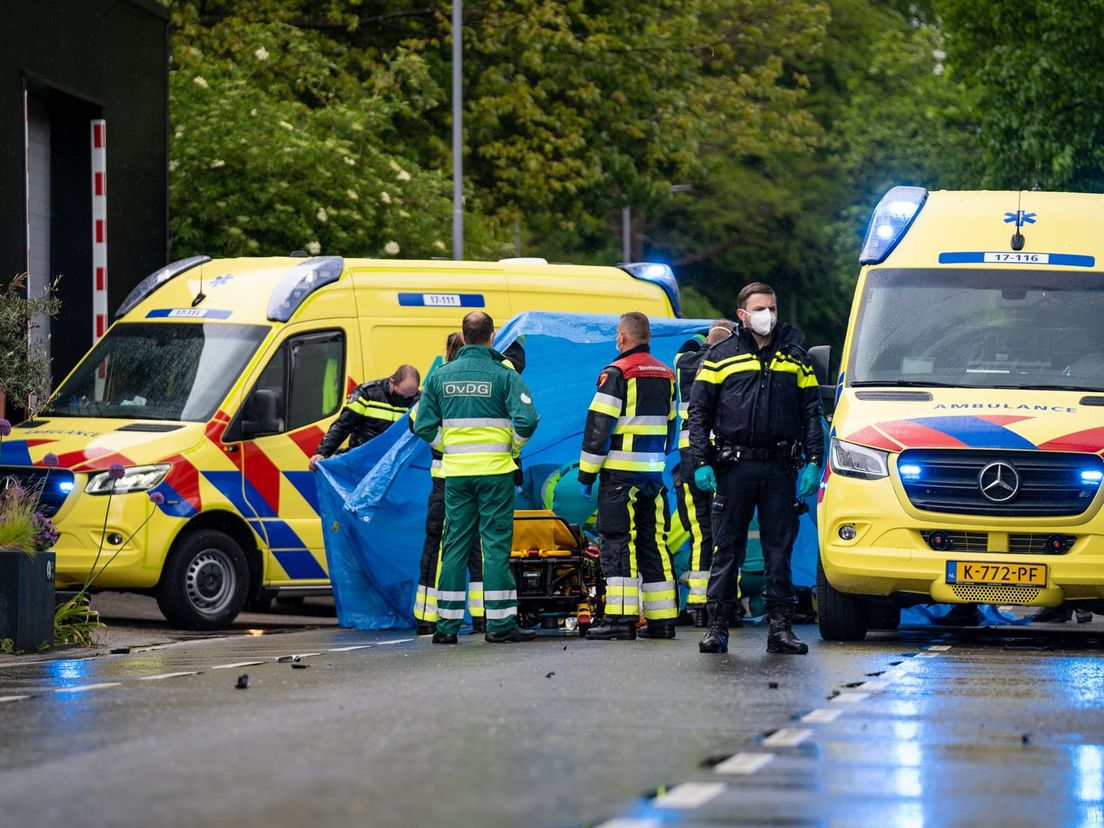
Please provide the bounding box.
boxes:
[818,188,1104,640]
[0,256,678,628]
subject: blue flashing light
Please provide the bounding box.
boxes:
[620,262,681,317]
[267,256,345,322]
[115,255,212,319]
[1080,470,1103,485]
[58,481,74,494]
[859,186,928,265]
[899,463,922,481]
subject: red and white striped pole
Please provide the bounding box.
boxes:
[91,119,108,343]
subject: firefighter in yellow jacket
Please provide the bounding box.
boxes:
[579,312,678,641]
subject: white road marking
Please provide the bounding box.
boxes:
[210,661,265,670]
[0,695,30,703]
[914,651,941,658]
[653,781,727,809]
[802,708,843,724]
[54,683,121,693]
[279,652,322,660]
[714,752,776,775]
[377,639,414,645]
[137,671,200,681]
[594,819,662,828]
[858,680,890,692]
[831,692,870,704]
[763,727,813,748]
[928,645,952,651]
[329,644,373,652]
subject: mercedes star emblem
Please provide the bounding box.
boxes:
[978,461,1020,503]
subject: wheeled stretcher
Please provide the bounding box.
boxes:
[510,509,603,634]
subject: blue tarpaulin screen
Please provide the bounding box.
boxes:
[316,311,820,630]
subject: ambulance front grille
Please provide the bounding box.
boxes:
[899,449,1101,517]
[950,585,1040,605]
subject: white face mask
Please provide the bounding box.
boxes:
[744,308,776,336]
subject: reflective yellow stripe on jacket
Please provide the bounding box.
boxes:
[440,417,521,476]
[347,397,408,422]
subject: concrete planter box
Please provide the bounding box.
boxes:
[0,550,55,652]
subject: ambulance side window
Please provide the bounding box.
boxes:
[287,331,345,430]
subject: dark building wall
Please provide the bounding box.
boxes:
[1,0,168,392]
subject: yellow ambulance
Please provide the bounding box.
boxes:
[818,188,1104,640]
[2,256,678,628]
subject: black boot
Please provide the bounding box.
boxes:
[1030,605,1072,623]
[699,607,729,654]
[638,621,676,639]
[415,621,437,636]
[432,631,458,644]
[692,607,708,628]
[766,606,808,655]
[584,617,637,640]
[472,618,487,634]
[485,627,537,643]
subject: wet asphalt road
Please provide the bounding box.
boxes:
[0,602,1103,828]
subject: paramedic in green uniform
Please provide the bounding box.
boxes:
[413,311,540,644]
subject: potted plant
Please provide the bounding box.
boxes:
[0,423,58,652]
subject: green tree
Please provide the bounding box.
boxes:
[167,5,501,259]
[938,0,1104,190]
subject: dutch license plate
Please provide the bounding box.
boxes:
[945,561,1047,587]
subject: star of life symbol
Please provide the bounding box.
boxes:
[1003,211,1037,225]
[210,274,234,288]
[978,461,1020,503]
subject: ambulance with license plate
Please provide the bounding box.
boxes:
[817,188,1104,640]
[0,256,678,629]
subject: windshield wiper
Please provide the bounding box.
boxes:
[850,380,960,388]
[1002,384,1101,392]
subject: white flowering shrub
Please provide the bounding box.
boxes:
[168,16,495,259]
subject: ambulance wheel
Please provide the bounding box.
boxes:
[157,530,249,630]
[816,557,868,642]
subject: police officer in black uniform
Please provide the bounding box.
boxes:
[687,282,823,655]
[310,364,421,468]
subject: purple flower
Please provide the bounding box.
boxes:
[0,418,10,437]
[108,463,126,480]
[32,512,59,552]
[149,491,165,505]
[43,452,59,468]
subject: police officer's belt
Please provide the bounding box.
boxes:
[716,442,792,463]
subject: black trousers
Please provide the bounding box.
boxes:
[673,469,714,606]
[596,472,677,622]
[706,459,798,615]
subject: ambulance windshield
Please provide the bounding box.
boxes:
[49,322,269,421]
[850,268,1104,392]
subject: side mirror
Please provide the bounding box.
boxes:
[808,345,835,406]
[241,389,283,438]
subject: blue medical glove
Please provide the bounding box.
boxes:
[693,465,717,493]
[797,462,821,499]
[580,482,594,500]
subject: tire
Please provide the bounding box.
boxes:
[867,604,901,631]
[156,529,249,630]
[816,556,868,642]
